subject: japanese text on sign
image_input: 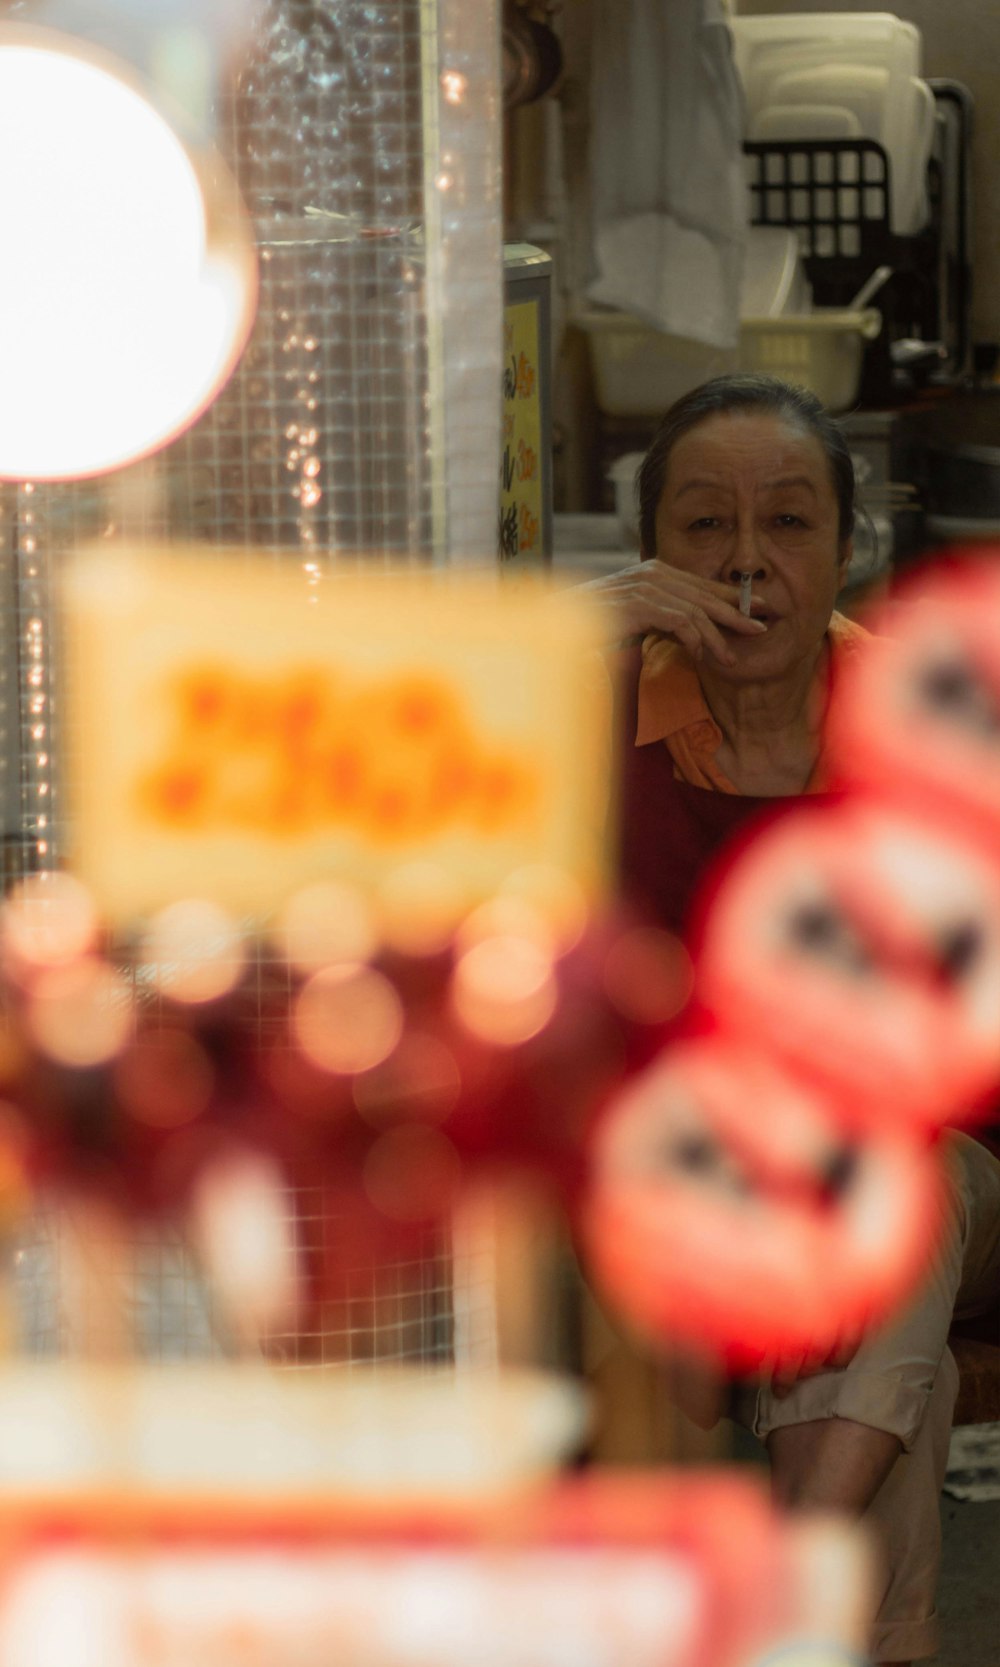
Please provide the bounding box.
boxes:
[61,552,605,925]
[138,665,541,844]
[499,300,542,563]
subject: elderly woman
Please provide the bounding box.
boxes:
[583,373,1000,1667]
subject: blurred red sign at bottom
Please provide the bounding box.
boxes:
[0,1476,869,1667]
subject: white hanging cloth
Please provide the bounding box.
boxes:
[586,0,748,349]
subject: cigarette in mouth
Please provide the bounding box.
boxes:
[739,573,753,617]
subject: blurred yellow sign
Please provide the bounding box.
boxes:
[61,551,606,926]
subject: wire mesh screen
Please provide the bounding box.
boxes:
[171,1,435,559]
[166,0,502,565]
[4,0,504,1370]
[12,1192,500,1369]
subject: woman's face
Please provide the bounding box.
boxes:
[652,410,852,682]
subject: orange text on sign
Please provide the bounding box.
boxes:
[136,666,543,846]
[519,504,540,554]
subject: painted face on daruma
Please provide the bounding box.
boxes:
[696,799,1000,1133]
[582,1038,941,1374]
[828,553,1000,849]
[652,411,852,681]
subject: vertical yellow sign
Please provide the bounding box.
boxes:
[499,299,543,563]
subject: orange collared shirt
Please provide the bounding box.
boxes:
[635,611,872,794]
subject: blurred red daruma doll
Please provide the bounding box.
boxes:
[581,1037,942,1374]
[696,799,1000,1132]
[828,553,1000,848]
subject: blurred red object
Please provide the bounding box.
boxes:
[0,895,675,1257]
[581,1036,943,1373]
[0,1473,869,1667]
[695,798,1000,1132]
[828,552,1000,851]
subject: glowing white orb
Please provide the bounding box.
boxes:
[0,27,257,481]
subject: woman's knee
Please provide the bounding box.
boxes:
[767,1417,903,1514]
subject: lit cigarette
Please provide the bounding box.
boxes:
[739,573,753,617]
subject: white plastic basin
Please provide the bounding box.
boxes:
[738,308,883,413]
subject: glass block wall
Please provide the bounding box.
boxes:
[3,0,503,1365]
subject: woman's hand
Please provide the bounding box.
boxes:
[576,559,768,666]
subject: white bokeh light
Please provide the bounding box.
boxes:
[0,27,257,481]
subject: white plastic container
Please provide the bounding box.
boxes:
[765,62,892,144]
[752,63,932,235]
[732,14,931,235]
[576,313,738,418]
[738,308,882,412]
[578,305,877,421]
[742,226,811,316]
[731,14,922,111]
[748,102,863,142]
[577,228,809,418]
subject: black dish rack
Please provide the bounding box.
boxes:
[743,80,971,404]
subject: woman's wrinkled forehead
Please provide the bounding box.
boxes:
[662,409,836,499]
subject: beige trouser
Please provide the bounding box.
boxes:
[736,1130,1000,1663]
